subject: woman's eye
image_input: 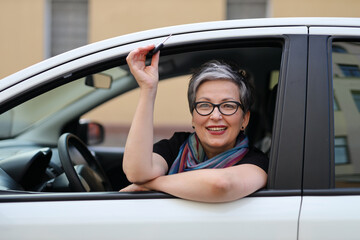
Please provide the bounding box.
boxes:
[198,103,212,109]
[222,103,236,109]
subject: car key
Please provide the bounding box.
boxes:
[147,34,172,57]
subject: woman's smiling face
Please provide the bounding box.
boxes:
[192,79,250,158]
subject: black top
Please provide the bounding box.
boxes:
[153,132,269,174]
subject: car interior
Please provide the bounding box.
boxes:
[0,38,283,194]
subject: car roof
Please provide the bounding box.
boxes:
[1,17,359,90]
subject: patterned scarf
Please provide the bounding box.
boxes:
[168,133,249,174]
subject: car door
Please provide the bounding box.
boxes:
[0,23,307,239]
[299,26,360,239]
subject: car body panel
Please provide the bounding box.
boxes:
[299,196,360,240]
[309,27,360,36]
[0,196,301,240]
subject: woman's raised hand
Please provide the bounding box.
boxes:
[123,45,168,184]
[126,45,160,90]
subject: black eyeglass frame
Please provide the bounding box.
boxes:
[194,101,244,116]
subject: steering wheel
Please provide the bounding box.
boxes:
[58,133,112,192]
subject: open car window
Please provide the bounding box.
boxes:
[0,38,283,194]
[82,40,283,150]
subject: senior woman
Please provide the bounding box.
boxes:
[120,45,268,203]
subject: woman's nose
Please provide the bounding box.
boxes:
[210,106,222,120]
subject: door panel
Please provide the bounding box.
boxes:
[0,196,301,240]
[300,196,360,240]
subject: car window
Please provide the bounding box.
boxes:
[332,41,360,188]
[0,36,295,195]
[80,42,283,151]
[0,67,129,138]
[0,80,96,138]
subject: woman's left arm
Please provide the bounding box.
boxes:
[126,164,267,203]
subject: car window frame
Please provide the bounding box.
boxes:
[0,29,308,200]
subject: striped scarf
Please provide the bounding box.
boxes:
[168,133,249,174]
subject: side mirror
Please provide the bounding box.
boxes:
[85,73,112,89]
[78,120,105,145]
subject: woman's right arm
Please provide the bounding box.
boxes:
[123,45,168,184]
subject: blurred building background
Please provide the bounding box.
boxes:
[2,0,360,79]
[1,0,360,146]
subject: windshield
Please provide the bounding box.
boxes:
[0,66,129,138]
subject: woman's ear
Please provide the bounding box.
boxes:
[242,111,250,129]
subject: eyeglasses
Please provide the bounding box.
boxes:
[194,101,243,116]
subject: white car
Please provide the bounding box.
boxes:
[1,18,360,240]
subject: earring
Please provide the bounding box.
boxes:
[192,126,195,129]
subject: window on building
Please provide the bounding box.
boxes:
[332,45,347,53]
[334,95,340,111]
[338,64,360,77]
[47,0,88,57]
[227,0,267,19]
[351,91,360,112]
[334,137,349,164]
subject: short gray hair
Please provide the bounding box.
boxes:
[187,60,253,114]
